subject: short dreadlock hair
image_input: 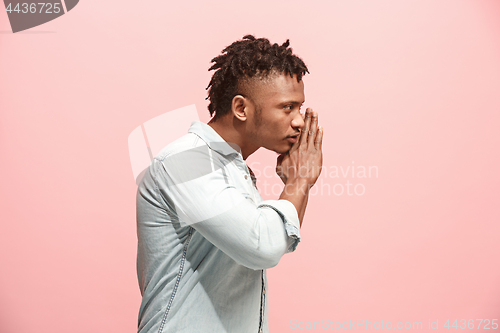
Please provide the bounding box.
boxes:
[206,35,309,121]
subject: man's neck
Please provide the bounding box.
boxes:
[207,117,258,160]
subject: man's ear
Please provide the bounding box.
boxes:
[231,95,249,122]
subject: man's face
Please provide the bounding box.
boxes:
[244,73,306,154]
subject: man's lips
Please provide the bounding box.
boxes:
[286,133,300,143]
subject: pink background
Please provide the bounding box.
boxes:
[1,0,500,332]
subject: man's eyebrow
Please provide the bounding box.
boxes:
[281,101,305,105]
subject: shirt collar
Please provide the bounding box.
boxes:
[188,121,243,158]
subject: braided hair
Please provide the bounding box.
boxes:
[206,35,309,121]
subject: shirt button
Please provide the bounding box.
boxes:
[263,289,266,295]
[244,175,248,180]
[260,330,263,333]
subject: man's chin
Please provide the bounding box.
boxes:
[263,142,293,155]
[271,145,292,155]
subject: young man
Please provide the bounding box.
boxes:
[136,35,323,333]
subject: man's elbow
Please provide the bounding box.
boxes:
[240,246,285,270]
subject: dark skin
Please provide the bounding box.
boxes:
[208,72,323,226]
[277,108,322,224]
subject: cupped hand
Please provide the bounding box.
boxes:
[276,108,323,186]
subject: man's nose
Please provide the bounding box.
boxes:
[291,112,305,130]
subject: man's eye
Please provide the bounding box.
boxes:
[284,105,293,110]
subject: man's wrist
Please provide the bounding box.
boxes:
[283,178,310,196]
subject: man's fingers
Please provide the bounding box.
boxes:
[299,108,312,146]
[315,126,323,151]
[288,112,305,153]
[308,111,318,148]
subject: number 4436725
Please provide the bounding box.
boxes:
[444,319,498,329]
[5,3,62,14]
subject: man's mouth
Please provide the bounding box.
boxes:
[286,133,300,143]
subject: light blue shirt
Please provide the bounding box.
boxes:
[136,121,301,333]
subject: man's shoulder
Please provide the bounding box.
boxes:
[153,132,206,162]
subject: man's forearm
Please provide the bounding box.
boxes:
[298,191,309,223]
[279,180,310,227]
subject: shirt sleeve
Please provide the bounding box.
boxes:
[152,145,301,270]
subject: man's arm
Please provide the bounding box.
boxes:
[152,145,301,270]
[298,191,309,223]
[151,109,322,270]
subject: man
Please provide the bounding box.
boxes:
[136,35,323,333]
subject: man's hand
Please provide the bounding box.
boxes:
[276,108,323,225]
[276,108,323,188]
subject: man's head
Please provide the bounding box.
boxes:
[206,35,309,155]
